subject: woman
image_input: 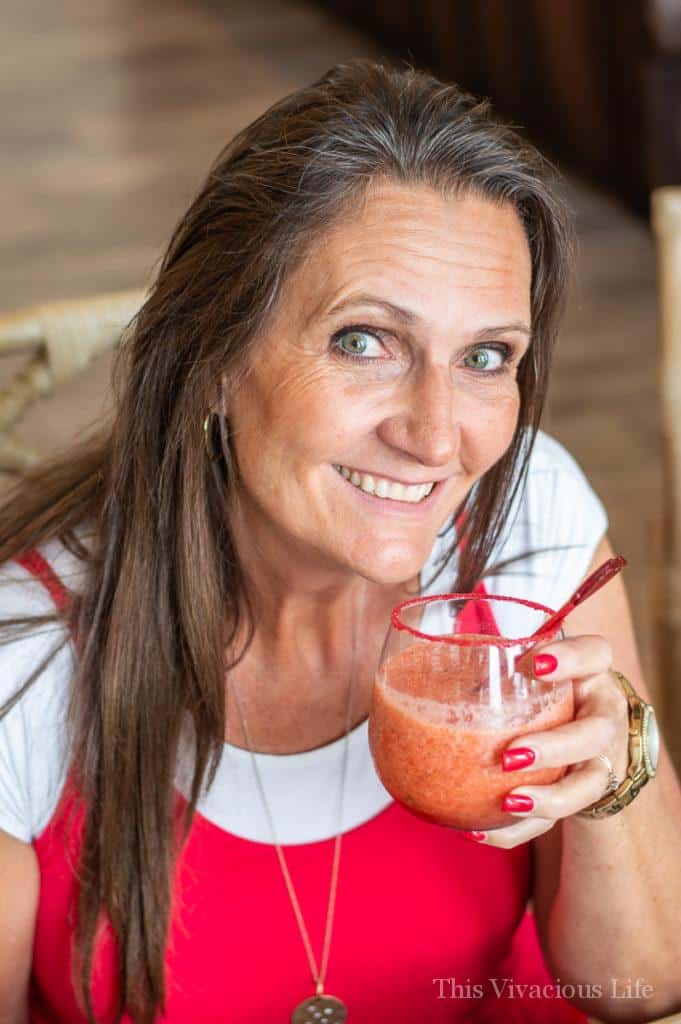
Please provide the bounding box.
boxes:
[0,60,679,1024]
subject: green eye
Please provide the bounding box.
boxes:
[334,329,384,359]
[463,346,508,372]
[465,349,490,369]
[340,332,370,355]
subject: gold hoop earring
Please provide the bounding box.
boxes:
[203,413,224,462]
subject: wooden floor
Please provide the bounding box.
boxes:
[0,2,664,724]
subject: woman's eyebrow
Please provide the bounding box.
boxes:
[472,322,533,342]
[325,293,419,324]
[324,292,532,339]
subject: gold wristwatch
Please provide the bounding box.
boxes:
[578,670,659,819]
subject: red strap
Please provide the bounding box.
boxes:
[453,579,501,637]
[15,548,72,615]
[14,548,82,812]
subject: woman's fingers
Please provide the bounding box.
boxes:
[454,634,633,849]
[515,633,611,681]
[459,816,556,849]
[501,667,630,823]
[502,757,621,822]
[502,669,630,775]
[458,753,622,848]
[503,698,620,770]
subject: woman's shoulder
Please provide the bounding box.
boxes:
[0,530,87,844]
[0,522,91,621]
[518,427,608,544]
[524,428,604,484]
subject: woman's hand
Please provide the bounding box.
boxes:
[461,634,631,849]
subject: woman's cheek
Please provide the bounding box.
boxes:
[458,384,519,454]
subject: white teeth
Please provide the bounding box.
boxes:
[335,465,435,503]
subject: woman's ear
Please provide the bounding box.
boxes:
[205,376,225,418]
[217,371,232,418]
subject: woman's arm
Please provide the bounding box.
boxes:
[0,827,39,1024]
[531,535,681,1022]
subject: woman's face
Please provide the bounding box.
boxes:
[225,183,533,586]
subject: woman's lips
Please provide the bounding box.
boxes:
[332,464,446,514]
[334,464,435,503]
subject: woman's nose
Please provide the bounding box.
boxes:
[376,367,459,468]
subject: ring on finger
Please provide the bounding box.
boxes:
[595,752,620,797]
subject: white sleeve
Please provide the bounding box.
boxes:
[483,430,609,610]
[0,560,74,843]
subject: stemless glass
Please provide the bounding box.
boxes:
[368,593,574,831]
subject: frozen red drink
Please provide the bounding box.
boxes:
[369,639,574,830]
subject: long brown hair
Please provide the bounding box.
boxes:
[0,60,573,1022]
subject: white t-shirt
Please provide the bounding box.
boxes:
[0,430,608,847]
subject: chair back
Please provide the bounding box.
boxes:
[652,186,681,777]
[0,290,144,471]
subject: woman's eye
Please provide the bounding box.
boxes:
[463,345,510,373]
[334,329,385,360]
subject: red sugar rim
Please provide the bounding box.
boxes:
[391,592,560,648]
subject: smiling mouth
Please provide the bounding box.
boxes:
[333,464,436,504]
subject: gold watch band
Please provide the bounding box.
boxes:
[577,670,656,820]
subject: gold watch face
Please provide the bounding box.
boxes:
[642,705,659,779]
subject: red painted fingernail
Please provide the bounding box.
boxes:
[502,794,534,813]
[459,830,487,842]
[502,747,536,771]
[533,653,558,676]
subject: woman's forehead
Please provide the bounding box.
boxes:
[292,184,532,331]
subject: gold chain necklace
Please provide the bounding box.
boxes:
[229,582,365,1023]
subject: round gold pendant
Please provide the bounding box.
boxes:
[291,994,347,1023]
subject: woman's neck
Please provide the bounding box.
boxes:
[226,579,415,754]
[224,499,418,753]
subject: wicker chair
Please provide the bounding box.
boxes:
[0,289,144,472]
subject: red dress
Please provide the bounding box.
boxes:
[18,548,586,1024]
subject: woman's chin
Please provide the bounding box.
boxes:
[346,541,432,588]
